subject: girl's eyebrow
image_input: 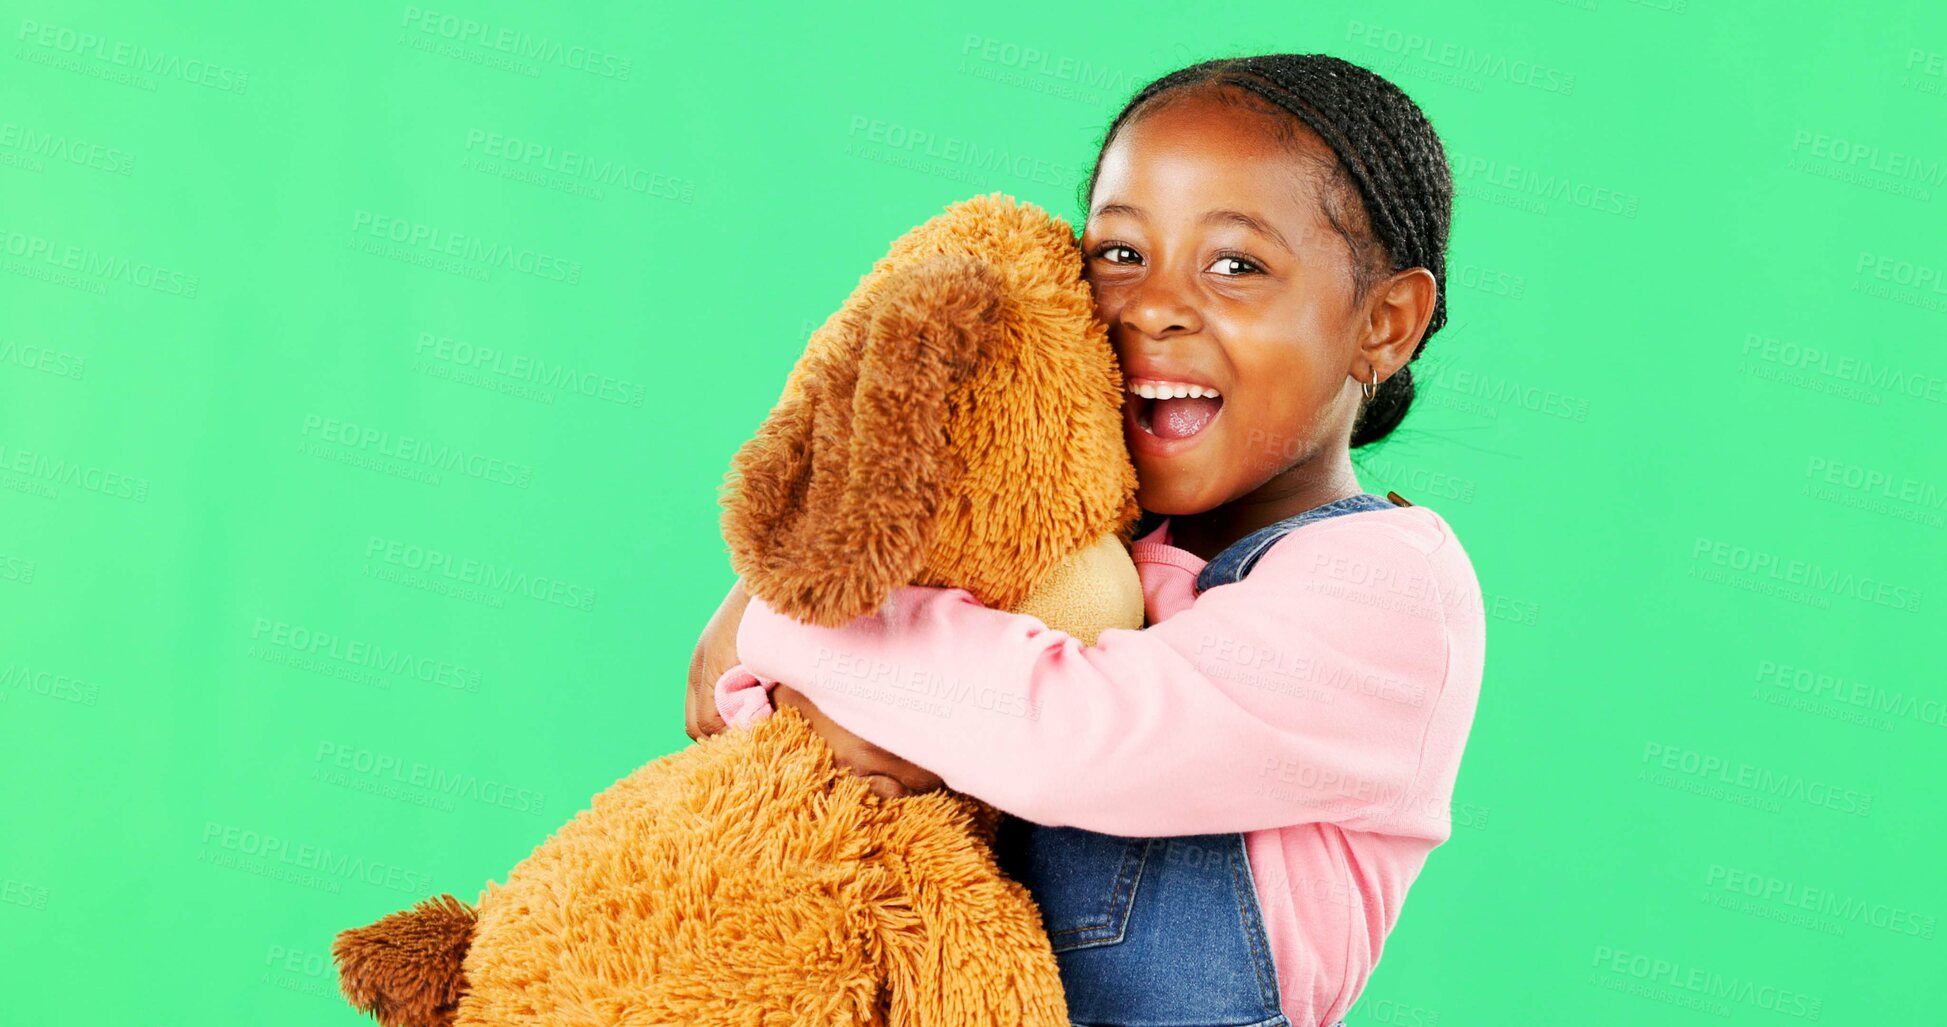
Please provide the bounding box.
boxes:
[1091,202,1292,254]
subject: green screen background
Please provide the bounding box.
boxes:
[4,2,1943,1023]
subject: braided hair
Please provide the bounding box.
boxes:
[1078,54,1453,447]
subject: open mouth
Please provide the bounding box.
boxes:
[1129,379,1224,440]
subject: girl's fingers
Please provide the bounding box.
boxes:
[777,684,945,796]
[857,772,911,799]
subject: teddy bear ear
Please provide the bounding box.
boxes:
[723,253,1001,626]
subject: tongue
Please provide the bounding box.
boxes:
[1151,396,1221,439]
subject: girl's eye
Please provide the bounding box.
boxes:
[1089,245,1264,276]
[1207,254,1263,276]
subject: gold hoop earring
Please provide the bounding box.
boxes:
[1360,367,1379,401]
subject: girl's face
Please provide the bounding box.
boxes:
[1081,88,1401,519]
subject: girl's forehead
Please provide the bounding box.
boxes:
[1090,98,1335,233]
[1087,142,1331,240]
[1112,89,1333,170]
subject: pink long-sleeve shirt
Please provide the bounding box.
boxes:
[714,504,1486,1026]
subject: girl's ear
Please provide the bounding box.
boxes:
[721,253,1001,626]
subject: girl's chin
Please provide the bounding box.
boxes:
[1131,466,1219,517]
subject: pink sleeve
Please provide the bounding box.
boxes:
[713,663,776,729]
[734,521,1478,838]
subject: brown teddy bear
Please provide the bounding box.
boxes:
[331,192,1145,1026]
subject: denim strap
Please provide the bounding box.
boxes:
[1193,492,1401,596]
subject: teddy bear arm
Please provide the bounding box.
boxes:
[1008,533,1146,647]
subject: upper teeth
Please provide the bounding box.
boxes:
[1130,381,1219,399]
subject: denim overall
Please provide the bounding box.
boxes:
[993,491,1402,1027]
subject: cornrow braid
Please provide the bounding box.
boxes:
[1079,54,1454,447]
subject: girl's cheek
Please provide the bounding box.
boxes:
[1236,396,1313,463]
[1091,292,1121,324]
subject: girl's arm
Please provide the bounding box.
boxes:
[696,579,947,797]
[733,520,1484,839]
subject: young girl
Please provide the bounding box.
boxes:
[688,53,1484,1027]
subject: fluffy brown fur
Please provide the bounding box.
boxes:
[452,707,1068,1026]
[723,193,1140,625]
[334,193,1143,1026]
[334,895,477,1026]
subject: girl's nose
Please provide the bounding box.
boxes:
[1120,272,1201,339]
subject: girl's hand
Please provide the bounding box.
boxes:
[687,579,944,798]
[772,683,946,799]
[686,579,752,741]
